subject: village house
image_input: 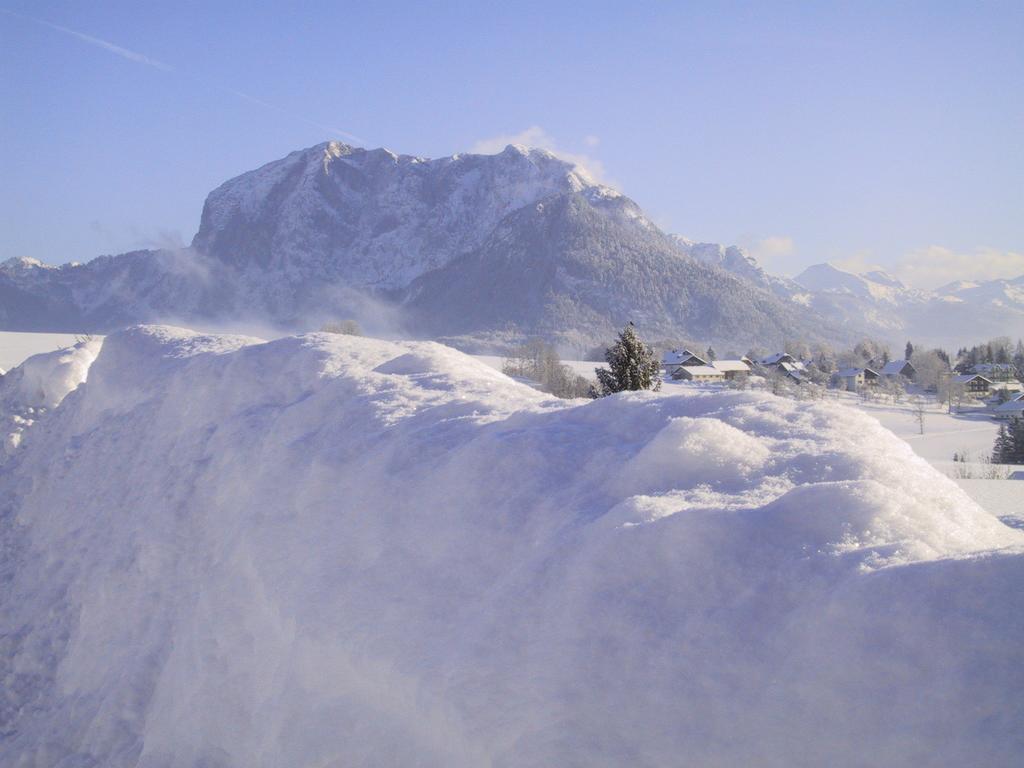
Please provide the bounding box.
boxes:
[672,364,725,383]
[880,359,916,382]
[663,349,750,384]
[971,362,1017,382]
[992,393,1024,419]
[755,353,808,384]
[710,359,751,381]
[952,373,993,396]
[661,349,708,377]
[833,367,880,392]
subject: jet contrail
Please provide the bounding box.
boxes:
[2,9,366,144]
[2,9,173,71]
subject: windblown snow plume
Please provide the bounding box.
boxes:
[1,326,1022,767]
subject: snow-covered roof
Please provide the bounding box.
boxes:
[711,360,750,373]
[881,360,913,375]
[835,367,879,378]
[662,349,707,367]
[760,352,794,366]
[674,365,723,378]
[993,399,1024,413]
[953,374,992,384]
[972,363,1015,374]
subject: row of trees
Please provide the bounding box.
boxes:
[955,337,1024,373]
[502,340,593,399]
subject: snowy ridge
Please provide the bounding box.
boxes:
[2,326,1022,766]
[191,141,617,289]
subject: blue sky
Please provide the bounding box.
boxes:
[1,1,1021,287]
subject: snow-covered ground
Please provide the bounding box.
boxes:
[2,326,1024,766]
[828,391,1023,526]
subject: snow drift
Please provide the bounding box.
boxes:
[0,337,100,456]
[1,326,1023,767]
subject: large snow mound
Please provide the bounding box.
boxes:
[2,326,1022,767]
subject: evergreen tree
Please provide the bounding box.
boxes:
[905,340,914,361]
[593,322,661,397]
[1013,340,1024,378]
[992,423,1012,464]
[706,345,716,362]
[1011,419,1024,464]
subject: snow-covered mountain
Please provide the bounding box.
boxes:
[0,142,850,351]
[676,241,1024,347]
[791,263,1024,346]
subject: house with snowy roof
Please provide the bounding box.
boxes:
[672,364,725,383]
[880,359,915,381]
[661,349,708,377]
[951,373,993,395]
[992,396,1024,420]
[759,352,795,367]
[833,367,879,392]
[971,362,1017,381]
[710,359,751,381]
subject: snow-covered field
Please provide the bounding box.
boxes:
[2,326,1023,766]
[829,392,1023,525]
[0,330,91,372]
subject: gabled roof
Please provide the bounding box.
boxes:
[760,352,795,366]
[662,349,707,367]
[881,360,914,375]
[952,374,993,384]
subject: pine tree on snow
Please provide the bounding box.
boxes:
[593,322,661,397]
[992,423,1011,464]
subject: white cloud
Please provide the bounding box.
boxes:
[745,235,797,270]
[469,126,611,185]
[893,246,1024,289]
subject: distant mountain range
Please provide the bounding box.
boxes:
[689,253,1024,348]
[1,141,1020,351]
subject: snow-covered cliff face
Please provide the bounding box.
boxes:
[2,326,1022,766]
[192,142,619,289]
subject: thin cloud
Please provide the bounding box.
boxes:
[2,9,365,145]
[470,126,613,186]
[894,245,1024,289]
